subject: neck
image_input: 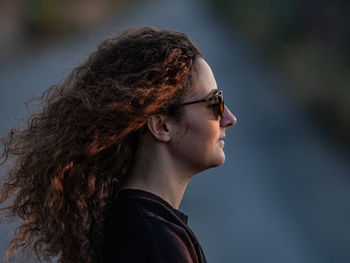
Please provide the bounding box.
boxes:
[120,137,193,209]
[121,169,188,210]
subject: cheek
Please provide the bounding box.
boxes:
[186,120,219,151]
[171,119,223,171]
[188,121,224,167]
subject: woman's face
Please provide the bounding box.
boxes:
[168,58,237,174]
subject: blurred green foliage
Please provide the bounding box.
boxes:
[22,0,128,39]
[209,0,350,146]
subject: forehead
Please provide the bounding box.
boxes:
[188,58,218,100]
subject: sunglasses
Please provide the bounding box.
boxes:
[178,91,224,119]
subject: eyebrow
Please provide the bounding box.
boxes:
[206,89,219,98]
[180,88,220,106]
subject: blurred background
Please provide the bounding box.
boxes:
[1,0,349,262]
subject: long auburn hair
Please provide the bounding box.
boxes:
[0,26,201,263]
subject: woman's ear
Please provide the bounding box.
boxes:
[146,114,171,142]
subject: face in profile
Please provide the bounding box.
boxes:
[168,58,237,174]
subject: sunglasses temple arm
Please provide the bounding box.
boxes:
[180,98,209,106]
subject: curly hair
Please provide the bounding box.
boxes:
[0,26,201,263]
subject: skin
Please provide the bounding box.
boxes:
[121,58,237,209]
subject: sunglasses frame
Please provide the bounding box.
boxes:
[178,91,224,119]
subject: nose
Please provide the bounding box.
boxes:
[220,106,237,127]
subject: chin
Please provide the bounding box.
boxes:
[217,156,226,166]
[211,152,226,168]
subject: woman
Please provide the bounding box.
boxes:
[0,27,236,263]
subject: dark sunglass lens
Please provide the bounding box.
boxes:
[213,104,220,117]
[209,92,224,119]
[220,96,224,118]
[220,102,224,118]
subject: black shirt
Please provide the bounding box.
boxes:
[101,189,207,263]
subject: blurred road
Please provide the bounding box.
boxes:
[1,0,350,262]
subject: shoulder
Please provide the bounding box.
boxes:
[101,194,197,263]
[101,196,157,262]
[145,215,197,263]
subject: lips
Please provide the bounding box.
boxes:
[219,136,226,140]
